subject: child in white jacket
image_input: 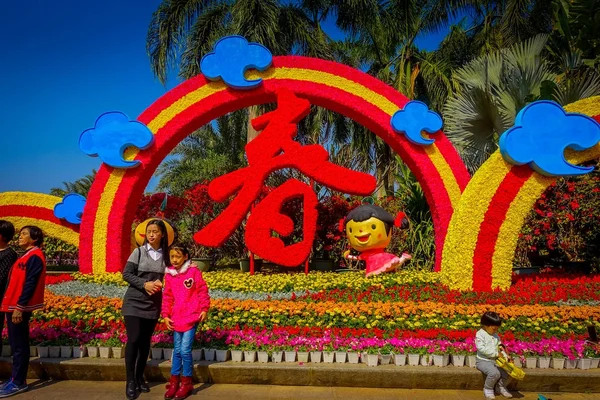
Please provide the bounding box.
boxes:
[475,311,513,400]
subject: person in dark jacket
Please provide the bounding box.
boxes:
[0,221,17,344]
[122,219,171,400]
[0,226,46,398]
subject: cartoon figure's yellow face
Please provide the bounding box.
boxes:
[345,217,391,252]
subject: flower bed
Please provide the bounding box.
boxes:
[35,270,600,362]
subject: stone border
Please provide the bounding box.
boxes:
[1,357,598,393]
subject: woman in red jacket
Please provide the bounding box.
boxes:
[0,226,46,398]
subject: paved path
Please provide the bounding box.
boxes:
[8,380,599,399]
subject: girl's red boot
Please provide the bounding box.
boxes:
[164,375,180,400]
[174,376,193,400]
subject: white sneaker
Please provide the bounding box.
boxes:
[484,389,496,399]
[496,386,513,398]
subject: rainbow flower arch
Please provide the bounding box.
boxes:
[441,97,600,290]
[79,56,470,275]
[0,192,79,246]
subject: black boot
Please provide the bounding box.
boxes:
[136,379,150,393]
[126,380,138,399]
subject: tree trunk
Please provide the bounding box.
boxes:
[246,106,259,143]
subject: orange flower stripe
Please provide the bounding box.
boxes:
[41,292,600,322]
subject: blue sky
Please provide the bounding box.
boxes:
[0,0,453,195]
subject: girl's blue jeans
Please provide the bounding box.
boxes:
[171,324,198,377]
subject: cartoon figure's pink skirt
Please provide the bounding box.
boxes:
[365,252,412,277]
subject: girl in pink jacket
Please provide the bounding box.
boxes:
[162,245,210,400]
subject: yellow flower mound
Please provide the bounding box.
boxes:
[73,272,128,286]
[203,270,439,292]
[73,270,439,291]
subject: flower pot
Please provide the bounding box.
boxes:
[231,350,243,362]
[216,349,229,362]
[87,346,99,358]
[284,351,296,362]
[36,346,49,358]
[112,347,124,359]
[565,358,578,369]
[452,354,465,367]
[192,349,203,361]
[243,350,256,362]
[335,351,347,364]
[49,346,61,358]
[310,259,334,272]
[204,348,216,361]
[99,347,112,359]
[420,354,429,366]
[513,357,523,368]
[525,356,537,369]
[466,355,477,368]
[578,358,592,370]
[379,353,392,365]
[323,351,335,363]
[591,358,600,369]
[551,357,565,370]
[310,351,322,363]
[271,351,283,363]
[347,352,359,364]
[361,351,368,363]
[163,348,173,361]
[538,356,551,369]
[73,346,86,358]
[60,346,73,358]
[408,354,420,366]
[432,354,448,367]
[29,346,38,358]
[297,351,309,362]
[240,259,262,272]
[394,353,407,366]
[151,348,163,360]
[1,345,11,357]
[366,354,379,367]
[257,351,269,363]
[192,258,212,272]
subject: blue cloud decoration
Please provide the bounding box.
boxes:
[499,101,600,176]
[54,194,86,225]
[200,35,273,90]
[79,112,154,169]
[390,101,443,145]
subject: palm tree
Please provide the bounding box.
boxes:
[147,0,332,143]
[324,0,466,196]
[49,170,97,198]
[156,111,247,195]
[443,34,600,172]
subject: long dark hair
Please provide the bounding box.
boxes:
[144,219,171,266]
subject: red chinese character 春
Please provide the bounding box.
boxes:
[194,88,376,266]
